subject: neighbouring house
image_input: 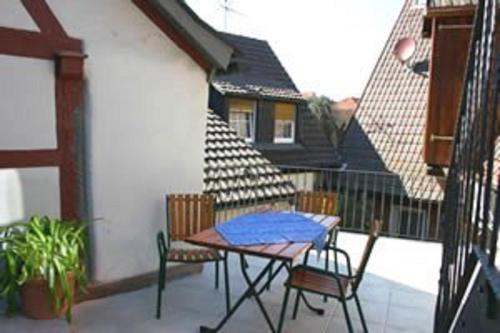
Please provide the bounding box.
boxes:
[209,33,340,168]
[340,0,500,239]
[339,0,445,238]
[0,0,233,286]
[330,97,359,133]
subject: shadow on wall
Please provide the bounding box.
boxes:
[0,168,61,227]
[0,169,24,226]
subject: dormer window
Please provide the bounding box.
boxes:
[274,103,296,144]
[228,98,256,142]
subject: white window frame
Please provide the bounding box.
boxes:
[228,100,256,142]
[273,119,295,144]
[273,103,296,144]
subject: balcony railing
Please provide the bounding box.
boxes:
[207,165,444,242]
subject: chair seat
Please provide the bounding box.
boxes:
[289,266,351,298]
[167,247,221,263]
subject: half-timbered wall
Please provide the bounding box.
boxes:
[1,0,209,283]
[47,0,208,282]
[0,0,84,226]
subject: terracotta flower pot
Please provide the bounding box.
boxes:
[20,272,75,320]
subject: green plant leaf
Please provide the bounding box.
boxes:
[0,215,88,321]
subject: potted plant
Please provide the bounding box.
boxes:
[0,216,87,321]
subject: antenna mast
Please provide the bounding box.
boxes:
[223,0,229,31]
[220,0,244,31]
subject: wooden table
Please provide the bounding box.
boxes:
[186,211,340,333]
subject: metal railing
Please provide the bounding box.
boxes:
[434,0,500,331]
[208,165,444,241]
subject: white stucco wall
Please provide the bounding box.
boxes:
[0,1,39,31]
[46,0,208,282]
[0,168,60,226]
[0,55,57,150]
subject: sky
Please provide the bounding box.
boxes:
[186,0,403,100]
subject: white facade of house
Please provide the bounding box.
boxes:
[0,2,61,224]
[0,0,209,283]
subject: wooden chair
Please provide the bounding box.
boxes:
[278,220,383,333]
[296,191,340,299]
[156,194,230,319]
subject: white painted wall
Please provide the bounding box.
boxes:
[0,168,60,226]
[0,1,39,31]
[46,0,208,282]
[0,55,57,150]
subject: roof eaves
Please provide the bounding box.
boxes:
[150,0,234,70]
[222,91,306,103]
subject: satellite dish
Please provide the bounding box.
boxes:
[393,37,416,64]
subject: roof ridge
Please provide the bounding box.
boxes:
[221,32,268,43]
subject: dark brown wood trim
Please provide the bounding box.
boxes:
[424,17,438,165]
[0,27,81,59]
[21,0,67,37]
[132,0,210,72]
[0,150,61,168]
[77,264,203,303]
[55,52,86,220]
[425,5,475,19]
[0,7,85,219]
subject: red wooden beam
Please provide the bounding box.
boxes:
[0,150,61,168]
[0,0,85,221]
[21,0,67,37]
[55,52,86,220]
[0,27,81,59]
[132,0,210,72]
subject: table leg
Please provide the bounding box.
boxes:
[239,254,278,332]
[199,256,276,333]
[255,261,287,296]
[277,262,293,333]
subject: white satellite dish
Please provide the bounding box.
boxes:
[393,37,417,64]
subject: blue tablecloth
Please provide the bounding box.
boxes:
[215,212,327,250]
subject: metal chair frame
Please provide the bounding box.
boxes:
[296,191,341,300]
[278,220,383,333]
[155,194,231,319]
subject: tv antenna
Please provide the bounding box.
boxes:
[220,0,245,31]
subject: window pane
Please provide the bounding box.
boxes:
[274,103,295,143]
[229,111,254,139]
[228,98,255,140]
[274,119,294,142]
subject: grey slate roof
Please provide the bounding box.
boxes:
[340,0,443,201]
[204,111,296,204]
[212,33,304,101]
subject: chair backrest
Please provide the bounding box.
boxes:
[297,191,338,216]
[352,220,383,291]
[166,194,215,243]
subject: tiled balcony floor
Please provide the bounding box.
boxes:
[1,232,441,333]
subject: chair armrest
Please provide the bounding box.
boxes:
[157,231,168,260]
[325,246,354,278]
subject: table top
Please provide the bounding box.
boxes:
[186,211,340,262]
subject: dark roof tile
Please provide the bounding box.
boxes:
[212,33,304,101]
